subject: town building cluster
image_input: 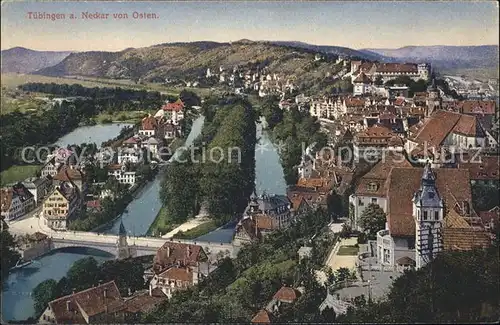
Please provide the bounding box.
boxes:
[1,99,188,231]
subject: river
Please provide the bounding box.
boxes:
[105,116,205,236]
[195,120,286,243]
[55,123,134,147]
[2,115,286,321]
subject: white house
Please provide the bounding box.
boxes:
[352,72,372,96]
[107,164,137,186]
[118,147,142,165]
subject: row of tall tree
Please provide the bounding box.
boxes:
[261,96,328,185]
[158,96,257,230]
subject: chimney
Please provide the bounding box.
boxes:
[66,301,71,312]
[103,288,107,298]
[186,245,191,257]
[72,288,75,294]
[166,246,171,257]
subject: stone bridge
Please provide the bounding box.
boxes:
[48,232,237,259]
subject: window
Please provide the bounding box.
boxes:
[423,211,428,221]
[434,211,439,220]
[371,198,378,204]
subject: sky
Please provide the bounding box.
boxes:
[1,1,498,52]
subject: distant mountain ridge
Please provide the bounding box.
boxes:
[3,42,497,81]
[1,47,74,73]
[360,45,499,72]
[268,41,394,62]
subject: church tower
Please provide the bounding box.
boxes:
[116,219,131,260]
[413,164,444,269]
[426,78,441,116]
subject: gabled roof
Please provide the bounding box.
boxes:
[251,309,271,323]
[386,167,472,237]
[442,228,491,251]
[344,97,365,107]
[396,256,415,266]
[48,281,122,324]
[235,217,261,241]
[120,292,165,314]
[409,110,462,147]
[157,266,193,282]
[376,63,418,73]
[356,124,394,139]
[273,286,300,303]
[255,214,277,230]
[355,153,411,197]
[141,116,158,131]
[162,99,184,112]
[353,72,372,84]
[458,100,496,115]
[452,114,486,137]
[52,166,84,182]
[458,155,500,180]
[153,242,205,273]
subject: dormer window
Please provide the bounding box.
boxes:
[423,211,428,220]
[367,182,378,192]
[434,211,439,220]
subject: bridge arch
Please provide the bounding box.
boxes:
[49,246,116,258]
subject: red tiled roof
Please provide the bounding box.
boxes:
[345,97,365,107]
[255,214,277,230]
[410,110,462,148]
[120,292,165,314]
[141,116,158,131]
[458,156,500,180]
[355,153,411,197]
[394,97,406,106]
[452,114,485,137]
[153,242,206,273]
[251,309,271,323]
[48,281,122,324]
[52,166,84,182]
[235,217,261,241]
[458,100,496,115]
[162,99,184,112]
[123,136,139,144]
[353,72,372,84]
[386,167,472,237]
[158,266,193,283]
[297,177,331,193]
[376,63,418,73]
[273,286,300,303]
[86,200,101,210]
[356,124,394,139]
[442,228,492,250]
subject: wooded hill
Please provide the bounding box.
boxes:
[33,41,353,86]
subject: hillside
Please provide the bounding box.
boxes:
[1,47,73,74]
[270,41,393,62]
[33,41,352,88]
[360,45,499,77]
